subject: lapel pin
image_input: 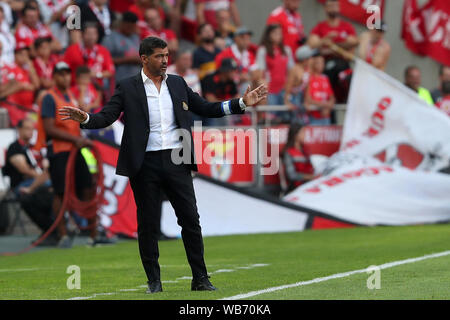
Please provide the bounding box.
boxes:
[182,101,189,110]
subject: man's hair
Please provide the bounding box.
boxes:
[82,21,99,33]
[197,23,212,35]
[34,36,52,50]
[76,65,91,78]
[22,3,38,16]
[139,37,168,56]
[122,11,138,24]
[17,118,33,129]
[404,65,420,78]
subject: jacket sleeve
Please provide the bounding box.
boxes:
[80,81,124,129]
[183,78,245,118]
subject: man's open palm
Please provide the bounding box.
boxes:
[59,106,88,123]
[243,84,268,106]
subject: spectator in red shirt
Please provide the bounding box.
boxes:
[266,0,305,55]
[195,0,240,30]
[33,37,61,90]
[308,0,358,103]
[304,54,335,126]
[435,81,450,117]
[141,7,178,55]
[256,24,294,105]
[71,65,102,114]
[215,26,258,95]
[63,22,115,91]
[130,0,166,23]
[281,123,315,193]
[2,44,40,126]
[14,4,61,56]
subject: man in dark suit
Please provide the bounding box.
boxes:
[59,37,267,293]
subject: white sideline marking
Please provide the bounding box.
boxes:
[67,263,269,300]
[221,250,450,300]
[0,268,40,272]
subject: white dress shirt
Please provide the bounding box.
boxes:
[141,69,182,151]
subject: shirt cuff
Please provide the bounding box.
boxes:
[81,113,90,125]
[239,98,247,110]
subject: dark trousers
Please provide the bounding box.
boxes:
[129,149,208,282]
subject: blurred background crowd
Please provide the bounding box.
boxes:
[0,0,449,245]
[0,0,449,129]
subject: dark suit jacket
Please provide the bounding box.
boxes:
[81,73,245,177]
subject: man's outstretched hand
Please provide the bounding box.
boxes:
[242,84,268,107]
[58,106,88,123]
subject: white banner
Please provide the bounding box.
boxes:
[284,60,450,226]
[341,59,450,172]
[285,153,450,225]
[162,178,309,236]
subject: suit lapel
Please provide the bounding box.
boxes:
[166,75,182,123]
[134,73,150,125]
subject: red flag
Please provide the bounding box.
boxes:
[317,0,385,25]
[402,0,450,66]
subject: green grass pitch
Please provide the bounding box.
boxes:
[0,224,449,300]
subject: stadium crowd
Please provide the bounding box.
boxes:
[1,0,450,244]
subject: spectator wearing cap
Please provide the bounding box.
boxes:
[141,7,179,56]
[215,26,258,94]
[404,65,434,105]
[2,44,40,127]
[200,57,239,125]
[14,4,61,56]
[304,53,336,126]
[358,22,391,71]
[35,61,98,248]
[33,37,61,90]
[256,24,294,107]
[63,22,115,91]
[193,23,222,80]
[284,45,319,125]
[102,11,141,82]
[195,0,241,30]
[80,0,116,43]
[266,0,305,55]
[431,65,450,105]
[308,0,358,103]
[0,5,15,64]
